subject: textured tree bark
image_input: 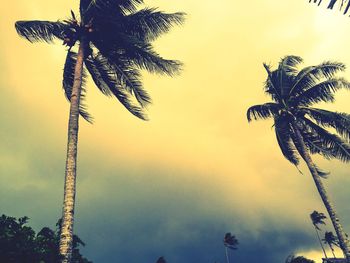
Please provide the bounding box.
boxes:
[292,122,350,263]
[59,39,85,263]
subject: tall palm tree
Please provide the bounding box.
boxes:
[247,56,350,262]
[310,210,328,259]
[223,233,238,263]
[323,231,340,258]
[309,0,350,14]
[15,1,185,262]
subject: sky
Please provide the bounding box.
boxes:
[1,0,350,262]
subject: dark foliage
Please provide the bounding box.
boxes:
[309,0,350,15]
[15,0,185,120]
[223,232,239,250]
[247,56,350,175]
[0,214,92,263]
[286,255,315,263]
[323,231,340,248]
[156,257,167,263]
[310,210,327,230]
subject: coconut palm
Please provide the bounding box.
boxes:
[324,231,340,258]
[15,1,185,262]
[310,210,328,259]
[309,0,350,14]
[247,56,350,262]
[223,232,238,263]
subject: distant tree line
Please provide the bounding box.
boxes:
[0,214,92,263]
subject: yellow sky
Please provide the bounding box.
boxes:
[2,1,350,262]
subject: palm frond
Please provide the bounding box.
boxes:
[310,0,350,15]
[91,28,182,76]
[277,56,303,97]
[112,59,151,107]
[263,63,282,102]
[80,0,143,20]
[125,43,183,76]
[304,107,350,141]
[275,117,300,165]
[63,51,93,123]
[291,78,350,106]
[85,53,148,120]
[84,57,112,96]
[303,117,350,162]
[315,165,330,178]
[289,62,346,97]
[247,103,280,122]
[123,8,186,41]
[116,0,144,13]
[15,20,67,43]
[279,55,303,76]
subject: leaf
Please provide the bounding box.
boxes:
[15,20,67,43]
[63,51,93,123]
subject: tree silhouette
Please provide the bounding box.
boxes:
[156,257,167,263]
[223,233,238,263]
[247,56,350,261]
[0,214,91,263]
[323,231,340,258]
[286,255,315,263]
[15,1,185,262]
[310,210,328,258]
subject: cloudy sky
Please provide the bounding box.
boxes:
[1,0,350,262]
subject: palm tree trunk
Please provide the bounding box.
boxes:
[225,246,230,263]
[292,122,350,263]
[329,244,337,258]
[315,227,328,259]
[59,39,85,263]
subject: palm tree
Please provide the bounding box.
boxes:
[310,210,328,259]
[15,1,185,262]
[247,56,350,262]
[309,0,350,14]
[323,231,340,258]
[223,233,238,263]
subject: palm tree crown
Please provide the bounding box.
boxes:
[324,231,340,248]
[223,233,239,250]
[247,56,350,171]
[311,210,327,230]
[323,231,340,258]
[15,0,185,121]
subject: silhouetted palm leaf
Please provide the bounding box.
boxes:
[15,21,67,43]
[123,8,186,41]
[309,0,350,15]
[63,51,92,123]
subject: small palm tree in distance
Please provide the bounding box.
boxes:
[310,210,328,259]
[323,231,340,258]
[223,232,238,263]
